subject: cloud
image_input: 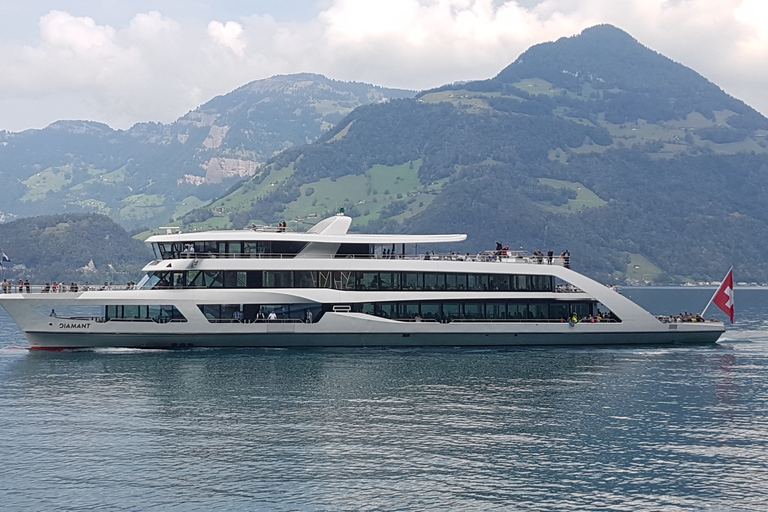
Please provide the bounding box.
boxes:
[208,20,246,56]
[0,1,766,132]
[129,11,181,38]
[40,10,116,53]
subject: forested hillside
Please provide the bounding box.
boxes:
[0,214,151,283]
[193,25,768,283]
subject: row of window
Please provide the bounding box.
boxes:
[95,299,615,326]
[152,241,388,260]
[148,270,556,292]
[197,303,322,323]
[351,300,609,322]
[104,305,187,322]
[152,240,310,260]
[194,299,608,323]
[99,299,611,325]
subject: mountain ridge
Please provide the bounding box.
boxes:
[0,74,416,230]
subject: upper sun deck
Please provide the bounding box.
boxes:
[146,213,467,260]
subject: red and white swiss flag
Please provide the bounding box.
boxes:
[713,269,734,323]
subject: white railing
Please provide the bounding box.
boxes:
[0,283,139,294]
[162,251,572,265]
[2,281,584,294]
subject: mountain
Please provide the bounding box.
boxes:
[193,25,768,283]
[0,213,151,283]
[0,74,415,230]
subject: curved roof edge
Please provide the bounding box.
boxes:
[146,232,467,245]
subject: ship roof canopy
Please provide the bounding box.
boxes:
[146,214,466,245]
[146,231,467,245]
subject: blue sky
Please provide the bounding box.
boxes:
[0,0,766,132]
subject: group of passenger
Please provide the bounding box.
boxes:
[0,279,101,293]
[566,310,616,324]
[277,221,287,232]
[406,243,572,266]
[1,279,30,294]
[658,312,716,323]
[1,279,172,293]
[531,249,570,267]
[226,309,311,323]
[42,282,81,293]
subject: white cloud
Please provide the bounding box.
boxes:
[128,11,180,38]
[40,10,116,53]
[208,20,247,56]
[0,1,766,132]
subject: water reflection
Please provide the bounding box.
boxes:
[1,343,767,510]
[1,290,768,510]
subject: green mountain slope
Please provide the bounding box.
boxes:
[198,25,768,283]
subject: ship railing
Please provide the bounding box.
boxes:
[555,285,584,293]
[1,283,142,294]
[50,316,107,322]
[44,316,186,323]
[105,318,187,323]
[446,318,620,323]
[1,283,588,294]
[655,315,717,324]
[166,252,572,265]
[206,318,304,324]
[2,282,587,294]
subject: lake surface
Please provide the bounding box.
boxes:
[1,288,767,511]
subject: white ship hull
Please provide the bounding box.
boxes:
[1,289,724,350]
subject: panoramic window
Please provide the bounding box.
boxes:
[196,303,323,323]
[145,270,555,293]
[348,300,613,323]
[105,305,186,322]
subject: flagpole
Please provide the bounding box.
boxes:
[702,266,733,316]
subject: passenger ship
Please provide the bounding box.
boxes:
[0,213,724,349]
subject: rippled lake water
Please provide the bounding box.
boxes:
[1,288,767,511]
